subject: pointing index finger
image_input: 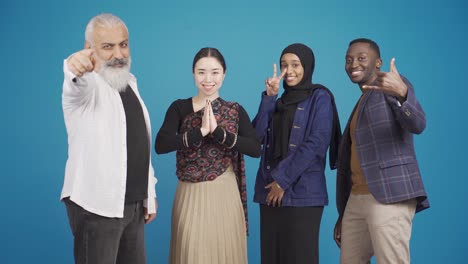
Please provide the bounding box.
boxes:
[80,49,95,70]
[82,48,94,58]
[273,63,277,78]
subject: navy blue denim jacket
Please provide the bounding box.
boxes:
[253,90,333,207]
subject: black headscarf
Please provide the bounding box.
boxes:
[272,43,341,169]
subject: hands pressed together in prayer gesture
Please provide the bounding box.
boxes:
[362,58,408,103]
[265,181,285,207]
[265,64,286,96]
[200,100,218,137]
[67,49,96,77]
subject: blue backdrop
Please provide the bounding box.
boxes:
[2,0,466,263]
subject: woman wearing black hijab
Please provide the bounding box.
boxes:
[252,43,341,264]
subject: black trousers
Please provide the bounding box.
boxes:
[260,204,324,264]
[64,198,146,264]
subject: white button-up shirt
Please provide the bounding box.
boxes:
[61,60,157,218]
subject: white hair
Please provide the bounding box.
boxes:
[85,13,128,46]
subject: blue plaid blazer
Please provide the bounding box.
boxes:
[336,76,429,217]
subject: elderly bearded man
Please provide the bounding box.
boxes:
[60,13,157,264]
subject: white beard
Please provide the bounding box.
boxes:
[97,57,132,92]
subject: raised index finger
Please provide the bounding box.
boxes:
[272,63,277,78]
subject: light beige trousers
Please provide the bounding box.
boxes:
[341,194,416,264]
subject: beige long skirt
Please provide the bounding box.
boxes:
[169,167,248,264]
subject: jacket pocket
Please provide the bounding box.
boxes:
[289,170,325,198]
[379,156,415,168]
[378,155,422,197]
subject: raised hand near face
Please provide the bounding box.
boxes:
[265,63,286,96]
[362,58,408,102]
[67,49,96,77]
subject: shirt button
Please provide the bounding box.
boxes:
[266,165,270,170]
[266,144,269,148]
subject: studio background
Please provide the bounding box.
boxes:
[2,0,466,263]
